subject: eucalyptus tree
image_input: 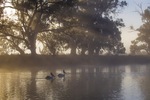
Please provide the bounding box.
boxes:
[39,4,82,55]
[38,31,65,55]
[130,6,150,55]
[47,0,127,55]
[0,0,76,55]
[78,0,127,55]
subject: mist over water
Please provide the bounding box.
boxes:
[0,65,150,100]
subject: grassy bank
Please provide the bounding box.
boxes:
[0,55,150,67]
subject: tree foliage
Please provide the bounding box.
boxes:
[42,0,127,55]
[130,6,150,55]
[0,0,76,55]
[0,0,127,55]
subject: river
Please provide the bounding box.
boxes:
[0,64,150,100]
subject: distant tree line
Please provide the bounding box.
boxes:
[0,0,127,56]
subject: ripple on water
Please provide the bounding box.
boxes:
[0,65,150,100]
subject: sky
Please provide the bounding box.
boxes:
[119,0,149,53]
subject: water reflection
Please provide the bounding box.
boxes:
[0,71,32,100]
[0,65,150,100]
[121,66,144,100]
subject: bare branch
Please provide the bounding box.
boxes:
[133,2,144,16]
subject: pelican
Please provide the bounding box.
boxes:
[45,72,55,80]
[58,70,66,78]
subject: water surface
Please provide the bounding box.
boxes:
[0,65,150,100]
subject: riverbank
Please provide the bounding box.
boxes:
[0,55,150,67]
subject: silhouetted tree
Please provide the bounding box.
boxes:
[130,6,150,55]
[0,0,77,55]
[0,0,126,55]
[78,0,126,55]
[45,0,127,55]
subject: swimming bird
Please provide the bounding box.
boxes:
[58,70,66,78]
[45,72,55,80]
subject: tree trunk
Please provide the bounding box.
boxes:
[18,49,25,55]
[30,42,36,55]
[70,45,76,55]
[88,45,94,55]
[70,42,76,55]
[28,32,37,56]
[14,45,25,55]
[81,47,86,55]
[88,48,94,55]
[95,47,100,55]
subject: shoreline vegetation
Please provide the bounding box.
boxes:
[0,55,150,67]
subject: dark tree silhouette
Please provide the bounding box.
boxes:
[0,0,77,55]
[0,0,126,55]
[130,6,150,55]
[42,0,127,55]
